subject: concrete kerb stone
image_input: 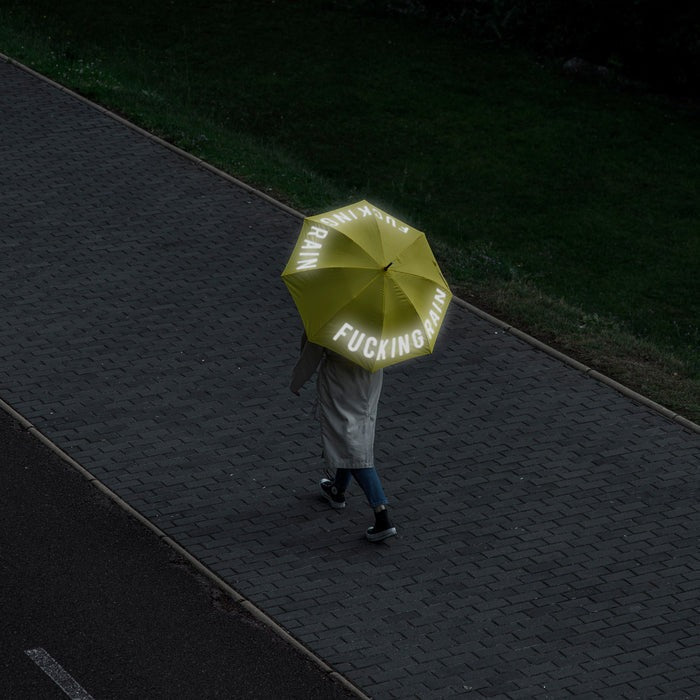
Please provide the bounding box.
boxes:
[0,396,34,431]
[3,50,696,436]
[237,599,374,700]
[452,297,699,433]
[0,398,368,700]
[675,414,700,432]
[586,370,678,421]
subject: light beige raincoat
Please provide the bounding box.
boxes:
[291,335,383,469]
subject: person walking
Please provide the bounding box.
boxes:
[290,333,397,542]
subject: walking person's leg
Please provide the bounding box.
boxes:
[351,468,396,542]
[350,468,387,508]
[319,467,396,541]
[319,468,351,509]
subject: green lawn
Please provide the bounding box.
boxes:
[1,0,698,420]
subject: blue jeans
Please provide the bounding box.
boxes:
[334,468,388,509]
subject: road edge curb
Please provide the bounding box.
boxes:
[0,399,370,700]
[451,297,699,432]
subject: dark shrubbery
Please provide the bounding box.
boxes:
[374,0,700,95]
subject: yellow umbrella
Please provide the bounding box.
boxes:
[281,200,452,371]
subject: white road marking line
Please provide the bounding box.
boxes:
[24,648,95,700]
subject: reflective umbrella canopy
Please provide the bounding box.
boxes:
[281,200,452,371]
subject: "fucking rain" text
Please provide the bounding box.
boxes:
[331,287,448,361]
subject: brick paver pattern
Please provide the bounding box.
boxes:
[2,60,699,698]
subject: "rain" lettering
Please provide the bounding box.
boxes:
[423,287,447,340]
[295,225,328,270]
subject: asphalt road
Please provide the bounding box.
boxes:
[0,409,355,699]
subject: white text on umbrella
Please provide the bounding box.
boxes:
[332,287,447,361]
[295,225,328,270]
[320,204,410,233]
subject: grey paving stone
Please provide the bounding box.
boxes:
[2,58,700,698]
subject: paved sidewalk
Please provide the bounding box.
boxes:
[2,58,699,698]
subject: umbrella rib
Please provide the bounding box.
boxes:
[312,271,383,337]
[383,275,427,333]
[374,215,386,267]
[390,268,450,288]
[302,264,382,272]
